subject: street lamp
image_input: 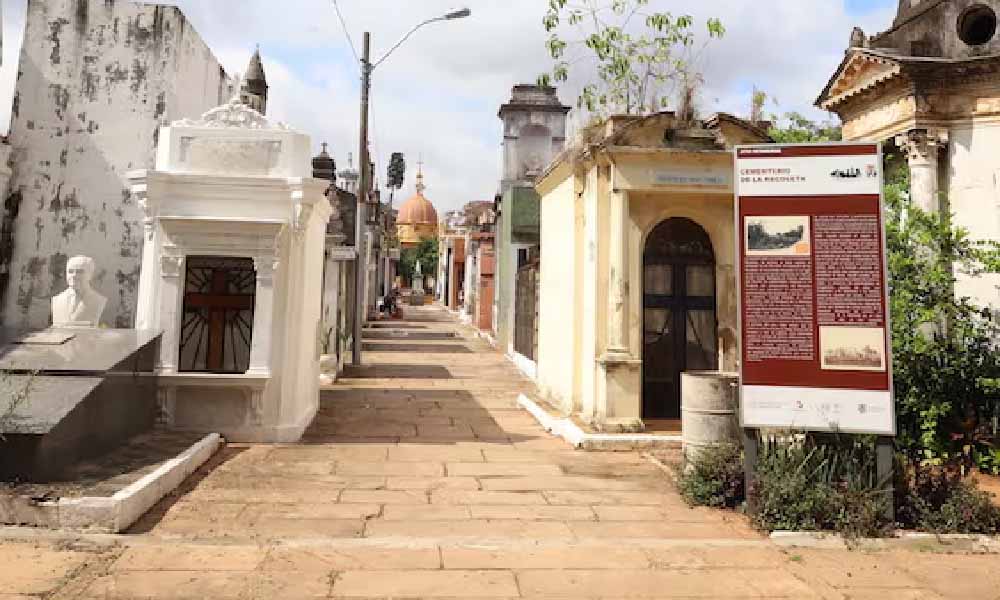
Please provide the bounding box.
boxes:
[351,8,471,367]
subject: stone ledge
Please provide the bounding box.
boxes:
[517,394,682,451]
[0,433,221,533]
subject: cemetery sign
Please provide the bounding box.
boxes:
[734,143,894,435]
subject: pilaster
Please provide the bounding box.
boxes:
[248,255,278,376]
[605,188,631,356]
[157,254,185,373]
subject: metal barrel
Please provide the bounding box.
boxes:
[681,371,740,463]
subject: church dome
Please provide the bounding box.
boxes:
[398,170,439,225]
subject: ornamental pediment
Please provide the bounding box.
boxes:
[818,51,903,110]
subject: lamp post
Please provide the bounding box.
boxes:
[351,8,471,367]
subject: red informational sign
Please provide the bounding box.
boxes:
[735,143,894,435]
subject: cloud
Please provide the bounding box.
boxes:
[0,0,898,214]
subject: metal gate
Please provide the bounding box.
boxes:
[643,218,717,419]
[513,251,539,361]
[180,256,256,374]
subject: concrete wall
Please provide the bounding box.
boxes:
[537,174,578,410]
[3,0,230,328]
[946,123,1000,311]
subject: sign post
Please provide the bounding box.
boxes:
[734,143,895,517]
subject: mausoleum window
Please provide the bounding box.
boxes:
[179,256,256,374]
[958,4,997,46]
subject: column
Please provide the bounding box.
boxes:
[248,255,276,376]
[606,189,629,354]
[896,129,948,214]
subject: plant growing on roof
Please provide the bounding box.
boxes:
[539,0,724,116]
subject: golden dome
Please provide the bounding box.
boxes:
[397,170,439,225]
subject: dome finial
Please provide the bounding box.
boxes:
[415,159,426,194]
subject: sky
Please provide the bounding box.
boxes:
[0,0,898,214]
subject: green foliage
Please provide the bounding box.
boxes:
[896,464,1000,534]
[540,0,723,115]
[884,163,1000,472]
[676,444,744,509]
[399,237,439,285]
[386,153,406,192]
[750,436,892,538]
[767,112,842,143]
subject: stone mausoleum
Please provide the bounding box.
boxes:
[494,85,570,374]
[534,112,770,431]
[818,0,1000,314]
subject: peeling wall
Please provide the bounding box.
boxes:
[3,0,231,328]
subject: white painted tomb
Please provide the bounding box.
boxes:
[128,98,331,442]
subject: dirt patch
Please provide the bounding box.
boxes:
[2,430,205,500]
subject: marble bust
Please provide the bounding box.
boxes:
[51,256,107,328]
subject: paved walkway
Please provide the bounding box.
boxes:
[1,305,999,599]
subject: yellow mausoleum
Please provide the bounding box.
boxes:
[396,168,439,247]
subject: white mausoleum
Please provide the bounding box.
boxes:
[129,98,331,442]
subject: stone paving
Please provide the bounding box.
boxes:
[1,304,999,599]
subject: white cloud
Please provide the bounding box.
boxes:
[0,0,897,213]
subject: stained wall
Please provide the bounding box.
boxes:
[3,0,231,328]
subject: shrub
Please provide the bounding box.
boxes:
[749,435,892,538]
[884,166,1000,472]
[896,463,1000,534]
[676,444,744,509]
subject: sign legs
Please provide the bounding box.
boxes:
[742,428,759,516]
[876,435,895,523]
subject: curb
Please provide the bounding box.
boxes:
[1,433,222,533]
[770,530,1000,553]
[517,394,682,450]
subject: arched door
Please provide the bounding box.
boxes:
[643,218,718,419]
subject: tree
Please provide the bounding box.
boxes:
[399,237,439,287]
[767,112,842,144]
[748,89,841,143]
[884,165,1000,473]
[539,0,724,116]
[386,153,406,205]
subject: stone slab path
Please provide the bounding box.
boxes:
[1,305,998,598]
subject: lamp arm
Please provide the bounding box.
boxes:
[372,17,444,69]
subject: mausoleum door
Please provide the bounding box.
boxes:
[180,256,256,374]
[642,218,718,420]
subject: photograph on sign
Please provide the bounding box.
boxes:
[734,143,894,435]
[745,216,811,257]
[820,326,887,372]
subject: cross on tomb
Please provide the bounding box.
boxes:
[181,257,256,373]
